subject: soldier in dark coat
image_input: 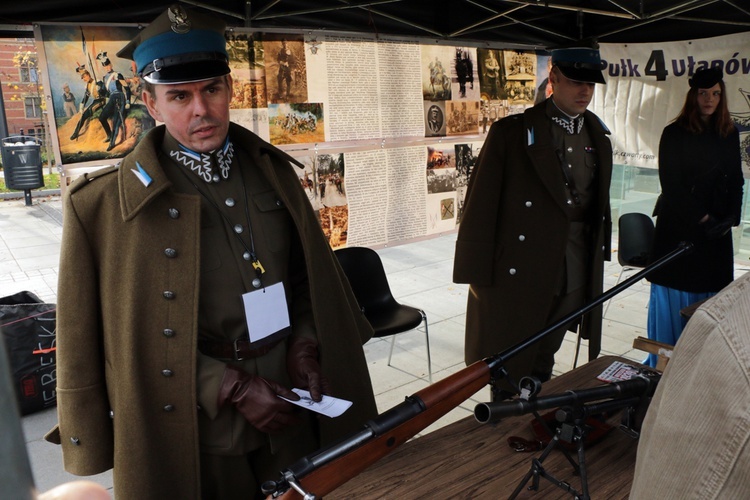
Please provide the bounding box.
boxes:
[454,47,612,398]
[47,6,377,499]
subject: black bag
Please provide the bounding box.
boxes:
[0,291,57,415]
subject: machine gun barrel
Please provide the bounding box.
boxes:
[474,373,658,424]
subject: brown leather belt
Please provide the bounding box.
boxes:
[198,338,281,361]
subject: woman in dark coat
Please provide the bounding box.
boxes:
[646,67,744,366]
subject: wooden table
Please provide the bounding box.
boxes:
[331,356,643,499]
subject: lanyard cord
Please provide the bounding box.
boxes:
[174,161,266,288]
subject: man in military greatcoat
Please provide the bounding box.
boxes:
[47,6,377,499]
[454,46,613,398]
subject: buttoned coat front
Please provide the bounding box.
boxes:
[454,100,612,380]
[46,124,378,499]
[648,123,743,293]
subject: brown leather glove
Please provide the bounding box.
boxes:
[286,336,331,402]
[217,365,301,433]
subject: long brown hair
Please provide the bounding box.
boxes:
[672,79,735,137]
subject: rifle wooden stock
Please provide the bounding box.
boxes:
[276,360,491,499]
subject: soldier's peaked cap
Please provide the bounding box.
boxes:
[117,4,229,84]
[551,47,606,85]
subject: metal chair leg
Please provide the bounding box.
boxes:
[603,265,629,318]
[573,334,583,369]
[421,310,432,383]
[387,335,397,367]
[386,310,432,383]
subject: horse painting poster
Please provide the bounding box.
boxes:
[38,25,151,166]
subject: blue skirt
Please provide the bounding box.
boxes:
[645,284,715,367]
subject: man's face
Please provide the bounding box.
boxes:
[142,75,233,153]
[549,67,595,116]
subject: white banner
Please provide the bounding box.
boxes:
[593,32,750,176]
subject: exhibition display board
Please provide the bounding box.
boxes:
[35,25,750,248]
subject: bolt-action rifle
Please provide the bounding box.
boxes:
[264,242,693,499]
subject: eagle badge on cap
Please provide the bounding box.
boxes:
[168,5,192,34]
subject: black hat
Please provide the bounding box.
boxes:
[551,47,606,85]
[117,4,229,85]
[97,52,111,66]
[689,67,723,89]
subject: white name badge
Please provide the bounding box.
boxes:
[242,282,290,342]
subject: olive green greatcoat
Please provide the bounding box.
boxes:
[453,100,612,381]
[46,124,378,499]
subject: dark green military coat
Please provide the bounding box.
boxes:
[454,100,612,381]
[47,124,378,499]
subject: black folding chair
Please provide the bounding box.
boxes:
[335,246,432,382]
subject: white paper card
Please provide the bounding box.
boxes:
[597,361,639,383]
[242,282,290,342]
[279,389,353,418]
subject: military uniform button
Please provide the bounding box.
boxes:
[567,146,573,153]
[276,200,282,206]
[163,291,175,300]
[509,268,517,275]
[243,251,251,261]
[525,201,532,207]
[70,437,80,445]
[162,369,174,377]
[163,328,175,337]
[163,404,175,412]
[225,198,235,207]
[164,248,177,258]
[518,235,526,241]
[168,208,180,219]
[212,174,221,183]
[234,224,243,234]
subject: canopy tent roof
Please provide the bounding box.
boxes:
[1,1,750,48]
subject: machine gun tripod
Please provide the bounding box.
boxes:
[477,368,661,499]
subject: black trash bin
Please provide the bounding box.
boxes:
[1,135,44,206]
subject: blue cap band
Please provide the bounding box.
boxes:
[133,29,228,74]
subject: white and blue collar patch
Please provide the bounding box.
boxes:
[131,161,153,187]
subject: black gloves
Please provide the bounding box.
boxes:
[701,215,734,240]
[217,365,301,433]
[286,336,330,402]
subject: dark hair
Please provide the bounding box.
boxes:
[672,79,735,137]
[142,78,154,98]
